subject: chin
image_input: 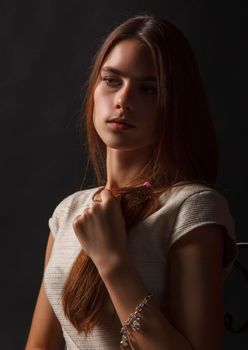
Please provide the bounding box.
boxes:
[106,142,152,152]
[106,144,135,151]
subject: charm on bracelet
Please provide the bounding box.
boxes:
[120,294,153,348]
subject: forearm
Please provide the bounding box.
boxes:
[98,256,193,350]
[25,344,64,350]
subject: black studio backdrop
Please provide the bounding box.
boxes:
[1,1,247,349]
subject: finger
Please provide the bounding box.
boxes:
[83,207,94,216]
[73,214,82,222]
[72,214,83,230]
[99,188,114,202]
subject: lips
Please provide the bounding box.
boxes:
[107,118,135,128]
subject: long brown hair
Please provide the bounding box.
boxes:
[62,14,219,334]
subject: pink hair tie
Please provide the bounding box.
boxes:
[143,181,152,188]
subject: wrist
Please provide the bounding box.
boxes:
[97,253,131,280]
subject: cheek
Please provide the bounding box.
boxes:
[93,87,111,114]
[93,88,99,110]
[145,112,160,139]
[140,98,157,116]
[92,109,96,127]
[92,91,107,131]
[93,85,101,107]
[92,90,102,125]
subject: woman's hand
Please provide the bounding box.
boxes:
[72,188,128,273]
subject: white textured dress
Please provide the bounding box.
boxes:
[44,183,238,349]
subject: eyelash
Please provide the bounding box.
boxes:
[102,76,119,86]
[101,76,157,95]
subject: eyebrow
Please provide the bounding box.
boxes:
[101,66,157,82]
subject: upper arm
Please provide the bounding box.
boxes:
[25,232,64,350]
[165,224,225,350]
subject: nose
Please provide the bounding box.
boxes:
[115,84,134,112]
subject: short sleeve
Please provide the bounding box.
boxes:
[168,189,238,280]
[48,194,75,238]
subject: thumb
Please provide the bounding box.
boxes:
[99,188,114,201]
[100,188,121,203]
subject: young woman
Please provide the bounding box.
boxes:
[25,14,238,350]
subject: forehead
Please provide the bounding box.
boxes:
[102,39,156,76]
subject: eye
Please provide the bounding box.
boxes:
[141,86,158,95]
[101,76,120,87]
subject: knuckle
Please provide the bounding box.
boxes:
[73,213,87,227]
[72,217,81,230]
[105,196,114,205]
[83,207,91,214]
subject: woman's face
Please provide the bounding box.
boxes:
[93,39,159,152]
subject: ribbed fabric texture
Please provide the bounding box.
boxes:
[44,183,238,350]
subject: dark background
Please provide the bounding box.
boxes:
[1,0,247,349]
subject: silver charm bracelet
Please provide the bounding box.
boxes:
[120,293,153,348]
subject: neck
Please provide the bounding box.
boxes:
[105,146,153,190]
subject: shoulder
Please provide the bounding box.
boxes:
[48,186,101,238]
[163,182,225,206]
[51,186,101,214]
[164,182,238,280]
[158,182,231,229]
[162,182,233,232]
[168,183,234,230]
